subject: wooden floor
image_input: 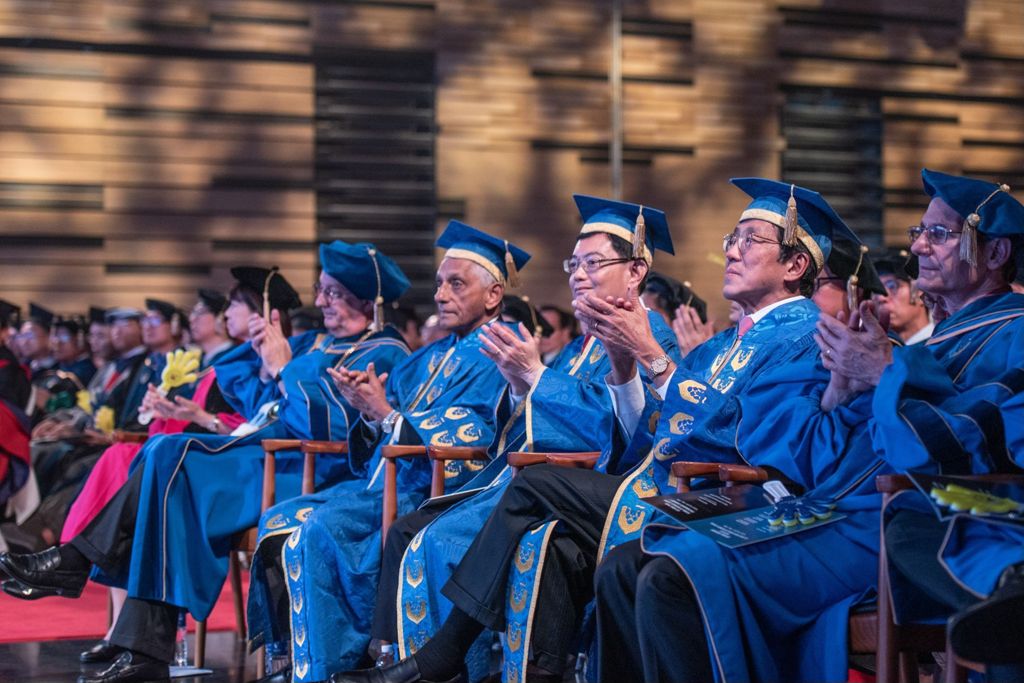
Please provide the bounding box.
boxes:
[0,632,257,683]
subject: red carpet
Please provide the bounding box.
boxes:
[0,576,248,643]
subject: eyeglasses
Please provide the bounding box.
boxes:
[722,232,782,254]
[141,315,166,328]
[908,224,962,245]
[314,282,352,305]
[812,276,846,293]
[562,256,632,275]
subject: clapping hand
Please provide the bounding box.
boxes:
[328,362,392,422]
[479,322,544,395]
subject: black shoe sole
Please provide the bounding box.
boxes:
[950,592,1024,663]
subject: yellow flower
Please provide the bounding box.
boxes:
[95,406,115,434]
[76,390,93,414]
[159,349,201,392]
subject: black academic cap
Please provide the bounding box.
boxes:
[826,235,886,297]
[197,288,228,315]
[89,306,108,325]
[54,315,84,336]
[230,266,302,312]
[0,299,20,328]
[145,298,180,322]
[646,272,708,324]
[872,247,919,281]
[501,295,553,337]
[28,302,55,331]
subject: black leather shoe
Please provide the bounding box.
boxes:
[80,640,127,664]
[248,665,291,683]
[0,547,88,598]
[76,651,169,683]
[2,578,63,600]
[950,562,1024,664]
[328,657,462,683]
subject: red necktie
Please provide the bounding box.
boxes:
[737,315,754,338]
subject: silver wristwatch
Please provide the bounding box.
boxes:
[646,354,671,380]
[381,409,401,434]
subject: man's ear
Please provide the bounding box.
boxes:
[630,259,650,290]
[486,282,505,312]
[983,236,1012,272]
[785,252,811,287]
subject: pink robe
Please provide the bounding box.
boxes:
[61,371,242,541]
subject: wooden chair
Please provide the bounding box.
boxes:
[507,451,601,475]
[379,445,491,547]
[193,438,348,676]
[112,430,149,444]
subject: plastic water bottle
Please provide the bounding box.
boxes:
[375,642,395,668]
[174,611,189,667]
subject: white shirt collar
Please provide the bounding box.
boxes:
[747,295,805,325]
[903,321,935,346]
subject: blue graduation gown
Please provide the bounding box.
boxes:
[641,292,1024,683]
[258,324,514,683]
[395,312,679,669]
[89,328,409,624]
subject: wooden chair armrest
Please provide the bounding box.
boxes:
[382,445,428,460]
[113,430,149,444]
[875,474,914,494]
[508,452,549,469]
[671,462,721,479]
[428,446,489,461]
[717,464,768,483]
[262,438,303,453]
[546,452,600,469]
[300,440,348,454]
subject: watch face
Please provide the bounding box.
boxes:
[649,356,668,376]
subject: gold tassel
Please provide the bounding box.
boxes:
[683,280,694,308]
[846,245,868,314]
[962,183,1011,268]
[783,184,799,247]
[504,241,520,289]
[372,296,384,332]
[368,247,384,331]
[522,294,541,336]
[632,206,647,259]
[262,266,280,320]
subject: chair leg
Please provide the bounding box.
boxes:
[256,644,266,679]
[944,640,968,683]
[898,651,920,683]
[195,619,207,668]
[229,551,246,636]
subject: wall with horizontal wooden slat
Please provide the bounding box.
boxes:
[2,0,1024,323]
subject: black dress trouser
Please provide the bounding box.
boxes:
[593,541,712,683]
[67,465,179,662]
[442,465,623,674]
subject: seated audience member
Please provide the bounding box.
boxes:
[874,246,934,344]
[290,306,325,337]
[0,299,20,351]
[243,223,529,683]
[593,170,1024,683]
[87,307,114,372]
[365,197,680,683]
[419,314,446,347]
[331,178,839,683]
[0,244,411,683]
[0,322,31,514]
[386,301,424,352]
[809,231,887,319]
[643,271,707,326]
[500,294,552,339]
[537,304,576,365]
[19,303,56,384]
[873,172,1024,682]
[52,316,97,387]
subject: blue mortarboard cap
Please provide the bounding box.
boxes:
[230,266,302,313]
[319,241,411,331]
[319,241,410,304]
[730,178,862,271]
[28,302,55,330]
[436,220,531,288]
[104,307,143,324]
[921,169,1024,266]
[573,195,674,263]
[197,288,228,315]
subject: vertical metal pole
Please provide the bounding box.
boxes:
[610,0,623,199]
